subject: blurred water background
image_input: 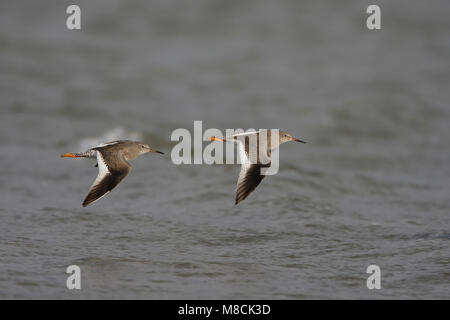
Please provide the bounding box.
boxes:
[0,0,449,299]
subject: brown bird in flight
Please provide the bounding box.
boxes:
[61,140,163,207]
[210,130,305,204]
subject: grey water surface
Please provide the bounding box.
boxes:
[0,0,449,299]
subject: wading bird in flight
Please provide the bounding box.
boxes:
[210,131,305,204]
[61,140,163,207]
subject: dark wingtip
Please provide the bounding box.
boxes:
[82,196,92,207]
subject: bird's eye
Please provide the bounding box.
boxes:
[141,145,144,148]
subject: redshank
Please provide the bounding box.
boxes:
[61,140,163,207]
[210,131,305,204]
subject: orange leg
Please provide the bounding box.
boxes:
[60,153,82,158]
[210,136,226,142]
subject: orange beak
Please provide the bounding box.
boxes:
[210,136,226,142]
[291,137,306,143]
[149,148,164,154]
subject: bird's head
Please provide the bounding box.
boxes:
[279,131,306,145]
[138,143,164,155]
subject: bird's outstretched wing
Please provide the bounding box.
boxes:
[82,150,131,207]
[235,136,271,205]
[235,163,267,205]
